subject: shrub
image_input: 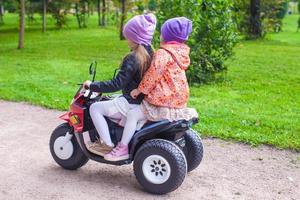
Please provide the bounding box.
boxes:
[261,0,287,33]
[48,0,72,28]
[189,0,237,83]
[156,0,237,84]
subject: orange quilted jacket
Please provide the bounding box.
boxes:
[138,42,190,109]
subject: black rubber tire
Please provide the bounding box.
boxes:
[183,129,204,172]
[133,139,187,194]
[49,123,89,170]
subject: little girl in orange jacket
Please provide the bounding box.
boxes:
[131,17,198,122]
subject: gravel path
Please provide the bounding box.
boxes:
[0,100,299,200]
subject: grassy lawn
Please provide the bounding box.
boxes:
[1,14,299,151]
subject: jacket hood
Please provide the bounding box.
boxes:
[160,42,190,70]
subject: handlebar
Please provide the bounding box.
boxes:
[74,61,100,100]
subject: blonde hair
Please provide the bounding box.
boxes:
[132,44,152,77]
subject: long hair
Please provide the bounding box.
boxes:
[132,44,152,77]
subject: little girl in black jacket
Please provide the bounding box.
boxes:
[83,13,156,161]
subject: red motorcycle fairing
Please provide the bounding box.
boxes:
[69,101,85,133]
[59,93,86,133]
[59,112,70,122]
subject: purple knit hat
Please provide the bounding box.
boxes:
[161,17,192,43]
[123,13,157,45]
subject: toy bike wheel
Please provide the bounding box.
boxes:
[182,129,204,172]
[134,139,187,194]
[49,123,88,170]
[182,129,203,172]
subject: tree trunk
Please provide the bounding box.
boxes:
[119,0,126,40]
[101,0,105,26]
[0,0,4,25]
[18,0,25,49]
[87,1,90,17]
[75,3,82,28]
[89,2,93,16]
[106,0,109,25]
[97,0,101,26]
[249,0,262,39]
[298,17,300,32]
[0,8,3,25]
[82,2,87,28]
[42,0,47,32]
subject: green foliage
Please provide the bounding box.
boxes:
[232,0,248,34]
[147,0,157,11]
[48,0,72,28]
[74,0,91,28]
[276,1,288,19]
[156,0,237,83]
[233,0,288,37]
[298,0,300,13]
[136,1,145,13]
[188,0,237,83]
[261,0,287,33]
[3,0,18,13]
[25,0,43,24]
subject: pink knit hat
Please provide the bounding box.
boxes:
[123,13,157,45]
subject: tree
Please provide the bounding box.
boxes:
[18,0,25,49]
[42,0,47,32]
[119,0,125,39]
[101,0,105,26]
[249,0,262,39]
[48,0,72,28]
[106,0,110,25]
[298,0,300,31]
[233,0,286,38]
[97,0,101,25]
[75,0,88,28]
[0,0,4,25]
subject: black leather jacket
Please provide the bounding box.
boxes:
[89,45,153,104]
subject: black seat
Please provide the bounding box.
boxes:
[141,117,198,130]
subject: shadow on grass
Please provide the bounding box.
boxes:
[242,37,300,47]
[0,25,118,35]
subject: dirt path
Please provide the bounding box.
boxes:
[0,100,299,200]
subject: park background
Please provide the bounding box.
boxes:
[0,0,299,151]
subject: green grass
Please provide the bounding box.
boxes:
[1,14,300,151]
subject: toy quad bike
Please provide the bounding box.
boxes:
[49,62,204,194]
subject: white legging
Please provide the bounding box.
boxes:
[89,100,146,146]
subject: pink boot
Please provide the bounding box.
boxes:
[104,143,129,161]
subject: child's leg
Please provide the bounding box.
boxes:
[89,101,123,147]
[104,106,146,161]
[121,106,146,145]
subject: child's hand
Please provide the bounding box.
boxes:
[131,89,141,99]
[83,80,91,89]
